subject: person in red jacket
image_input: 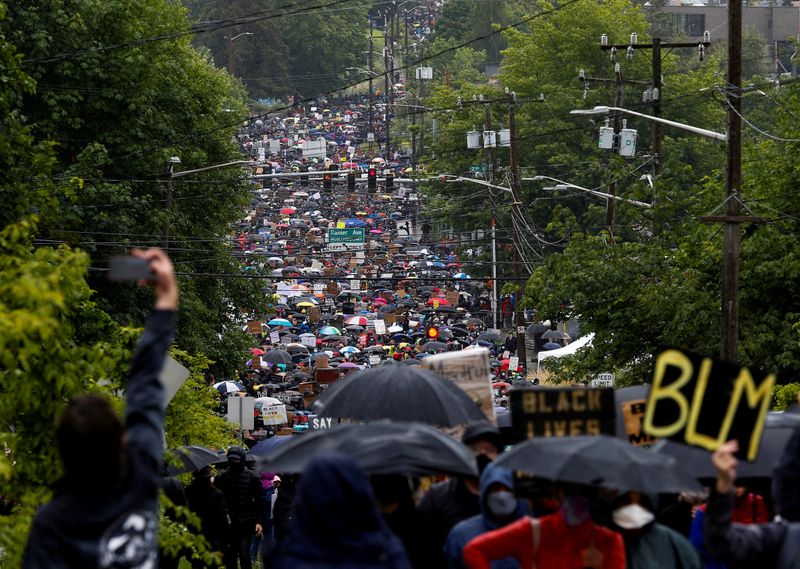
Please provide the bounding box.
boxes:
[463,484,626,569]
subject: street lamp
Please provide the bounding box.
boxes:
[570,106,727,142]
[225,31,253,75]
[526,175,652,208]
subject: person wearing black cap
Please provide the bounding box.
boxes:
[419,421,503,567]
[215,446,264,569]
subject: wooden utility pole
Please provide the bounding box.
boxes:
[384,12,392,158]
[605,64,624,240]
[368,20,374,158]
[722,0,743,363]
[507,91,527,367]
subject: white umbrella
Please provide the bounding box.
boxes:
[213,381,245,395]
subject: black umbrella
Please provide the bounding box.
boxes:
[542,329,571,341]
[258,422,477,478]
[450,326,470,337]
[422,341,447,352]
[478,331,503,342]
[364,346,386,353]
[651,416,796,479]
[312,366,486,427]
[494,435,702,493]
[263,349,293,364]
[165,445,225,475]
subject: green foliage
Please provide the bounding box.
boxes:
[165,349,237,450]
[2,0,262,376]
[773,383,800,411]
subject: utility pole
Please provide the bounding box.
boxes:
[600,34,711,176]
[163,160,176,248]
[721,0,743,363]
[384,12,392,158]
[368,20,374,158]
[482,96,499,331]
[227,34,233,75]
[507,91,527,367]
[605,64,624,241]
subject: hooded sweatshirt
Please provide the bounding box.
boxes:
[444,464,527,569]
[23,310,174,569]
[268,451,411,569]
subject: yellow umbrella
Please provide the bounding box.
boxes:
[296,301,316,307]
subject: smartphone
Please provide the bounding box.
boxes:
[108,256,155,282]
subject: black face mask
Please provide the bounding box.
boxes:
[476,454,493,475]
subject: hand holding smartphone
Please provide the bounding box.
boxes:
[108,256,155,282]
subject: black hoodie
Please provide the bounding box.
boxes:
[23,310,174,569]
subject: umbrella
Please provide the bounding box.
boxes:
[165,445,225,475]
[254,396,282,408]
[345,316,369,326]
[263,350,293,365]
[250,348,266,356]
[259,422,477,478]
[340,346,361,354]
[268,318,292,327]
[312,366,486,427]
[478,331,503,342]
[422,341,447,352]
[280,207,297,215]
[285,343,309,353]
[319,325,341,335]
[212,381,245,395]
[541,341,562,351]
[494,435,702,493]
[651,415,796,479]
[248,436,294,458]
[541,329,571,341]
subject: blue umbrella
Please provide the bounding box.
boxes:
[268,318,292,327]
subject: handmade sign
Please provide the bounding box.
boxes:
[246,321,262,335]
[270,331,281,345]
[622,399,656,447]
[260,404,288,426]
[643,348,776,461]
[422,348,495,422]
[510,388,615,439]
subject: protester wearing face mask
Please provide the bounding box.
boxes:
[610,492,701,569]
[420,422,503,567]
[444,464,528,569]
[463,483,626,569]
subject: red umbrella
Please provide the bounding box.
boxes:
[373,297,389,305]
[250,348,266,356]
[426,297,450,306]
[280,207,296,215]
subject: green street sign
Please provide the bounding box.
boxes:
[328,228,365,243]
[469,165,484,173]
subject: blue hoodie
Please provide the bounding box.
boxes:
[269,451,411,569]
[443,464,527,569]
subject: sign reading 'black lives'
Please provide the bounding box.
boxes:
[510,388,616,440]
[643,348,776,461]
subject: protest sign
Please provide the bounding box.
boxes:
[301,335,316,348]
[368,355,381,366]
[269,331,281,344]
[309,307,321,323]
[373,319,386,335]
[510,388,615,440]
[422,348,495,422]
[226,396,255,430]
[446,291,459,306]
[246,321,262,334]
[643,348,776,461]
[622,399,657,447]
[508,357,520,372]
[260,404,288,426]
[159,355,191,409]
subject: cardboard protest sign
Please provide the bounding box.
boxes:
[622,399,657,447]
[260,404,288,426]
[510,388,615,440]
[422,348,495,422]
[446,291,459,306]
[301,335,317,348]
[309,307,321,324]
[508,357,520,372]
[269,331,281,344]
[246,321,262,334]
[643,348,776,461]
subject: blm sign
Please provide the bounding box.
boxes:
[643,348,776,461]
[510,387,615,440]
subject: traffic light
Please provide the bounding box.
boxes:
[323,166,333,190]
[347,171,356,190]
[427,326,439,340]
[299,164,309,187]
[385,170,394,191]
[367,167,377,191]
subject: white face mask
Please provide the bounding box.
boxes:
[486,491,518,519]
[612,503,655,530]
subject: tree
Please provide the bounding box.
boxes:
[2,0,262,376]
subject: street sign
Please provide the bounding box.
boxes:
[469,165,484,173]
[328,228,365,243]
[227,396,255,431]
[591,373,615,388]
